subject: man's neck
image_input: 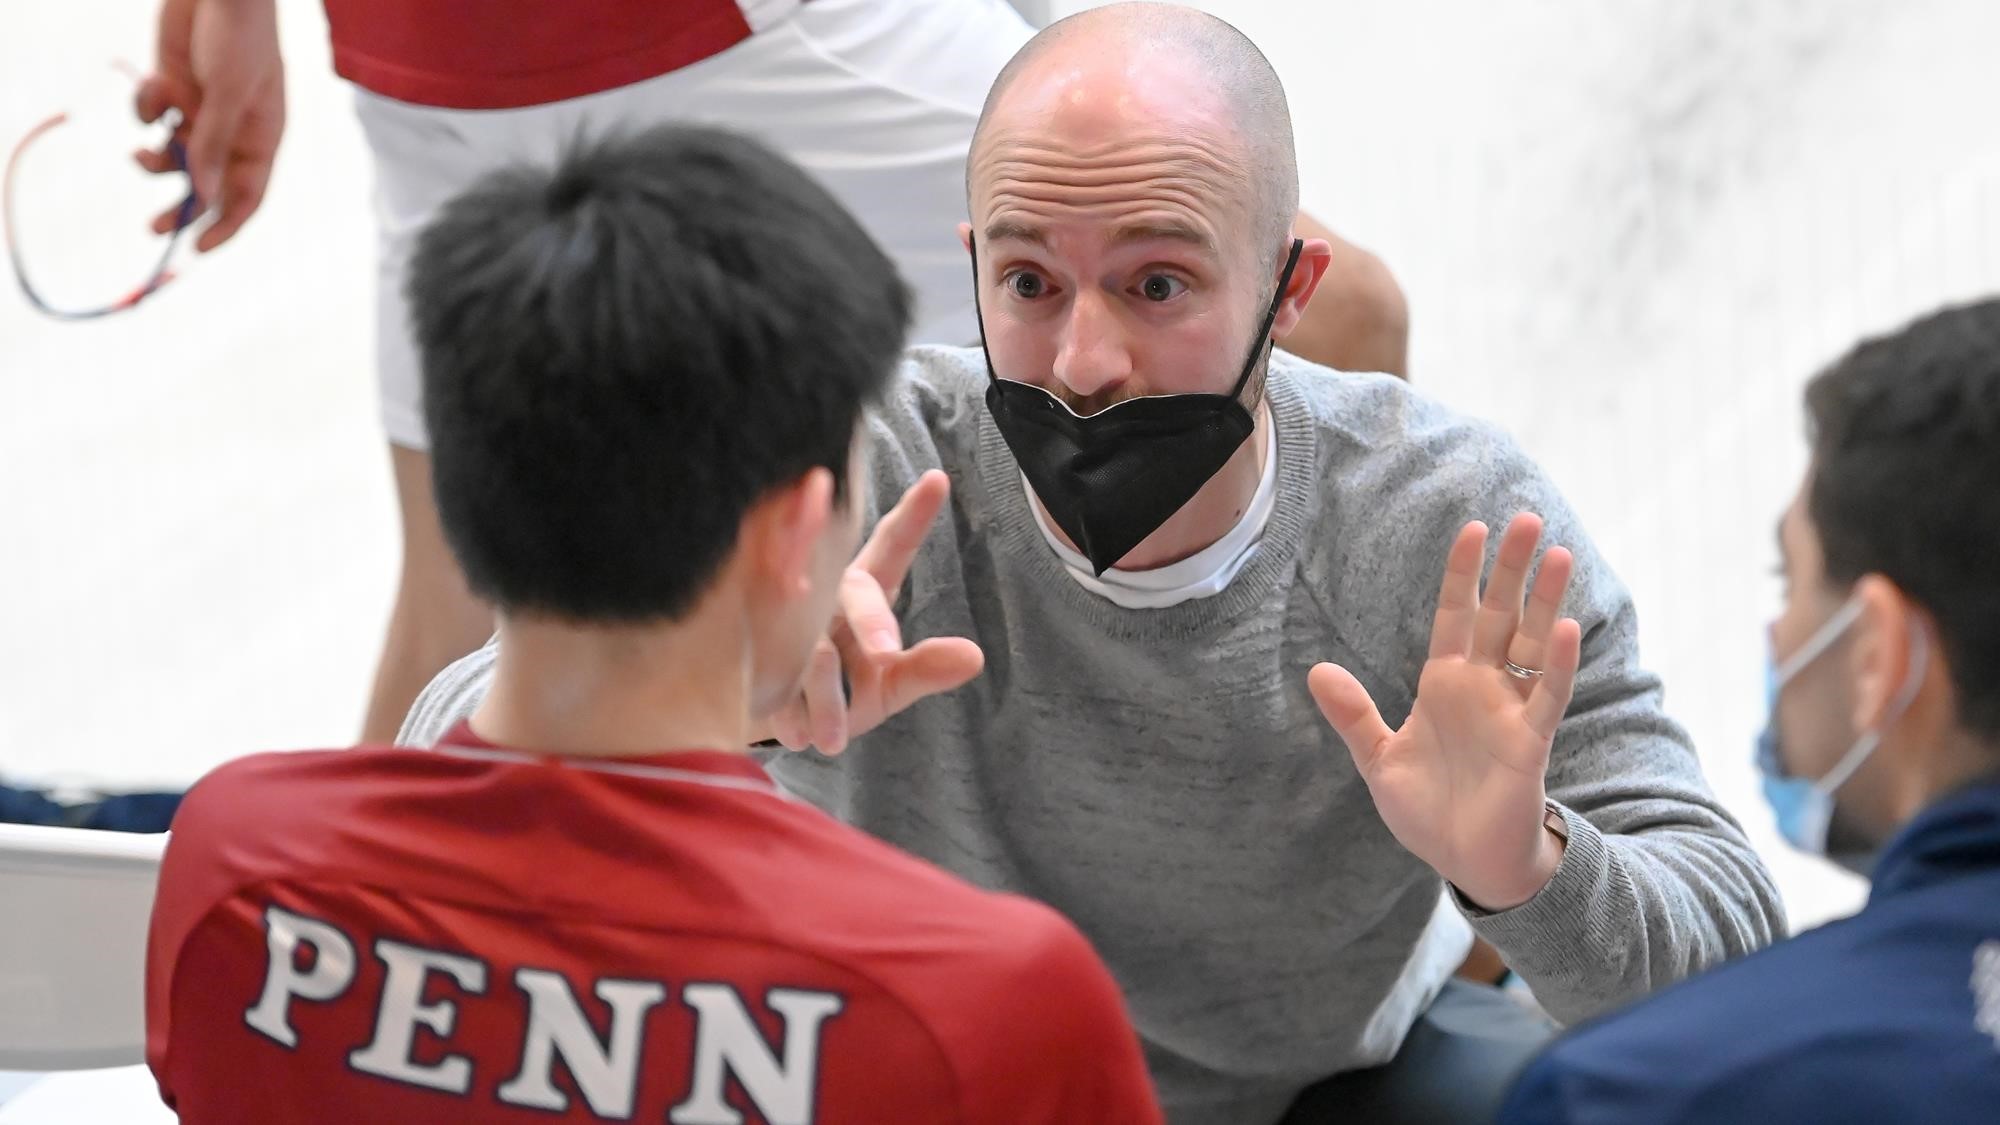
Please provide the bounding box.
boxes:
[1907,732,2000,817]
[470,613,754,758]
[1039,399,1272,572]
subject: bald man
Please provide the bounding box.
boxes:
[405,5,1781,1122]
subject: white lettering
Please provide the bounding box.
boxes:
[669,985,843,1125]
[1973,940,2000,1048]
[346,939,488,1094]
[242,906,359,1048]
[497,969,667,1118]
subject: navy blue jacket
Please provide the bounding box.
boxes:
[1499,776,2000,1124]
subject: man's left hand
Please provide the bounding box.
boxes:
[1309,514,1580,912]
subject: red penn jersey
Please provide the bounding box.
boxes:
[146,725,1161,1124]
[320,0,773,109]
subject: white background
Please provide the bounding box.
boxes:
[2,0,1998,930]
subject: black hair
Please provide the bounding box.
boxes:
[408,124,911,622]
[1805,297,2000,741]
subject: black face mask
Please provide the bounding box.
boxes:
[972,237,1304,576]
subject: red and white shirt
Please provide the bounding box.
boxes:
[321,0,804,109]
[146,724,1161,1123]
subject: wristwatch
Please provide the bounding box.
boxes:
[1448,802,1571,918]
[1543,801,1570,842]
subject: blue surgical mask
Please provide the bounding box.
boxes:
[1755,595,1929,857]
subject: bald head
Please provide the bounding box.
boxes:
[970,2,1299,260]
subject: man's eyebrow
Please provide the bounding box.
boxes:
[1109,221,1214,252]
[979,220,1216,252]
[982,220,1046,246]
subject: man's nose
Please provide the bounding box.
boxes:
[1051,290,1134,405]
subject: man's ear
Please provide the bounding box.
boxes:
[1270,236,1335,341]
[958,221,974,254]
[744,468,836,601]
[1849,574,1919,732]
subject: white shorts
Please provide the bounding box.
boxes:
[355,0,1035,450]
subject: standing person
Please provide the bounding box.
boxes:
[147,124,1161,1124]
[134,0,1408,744]
[1497,299,2000,1125]
[403,7,1784,1121]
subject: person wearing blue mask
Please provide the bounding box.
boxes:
[1497,297,2000,1125]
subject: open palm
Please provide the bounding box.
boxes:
[767,471,984,755]
[1310,514,1581,911]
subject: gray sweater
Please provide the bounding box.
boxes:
[402,346,1783,1124]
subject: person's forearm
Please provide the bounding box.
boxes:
[1462,802,1781,1023]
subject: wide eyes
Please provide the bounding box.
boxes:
[1005,270,1048,299]
[998,268,1190,304]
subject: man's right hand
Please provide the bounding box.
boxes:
[767,470,985,755]
[133,0,286,252]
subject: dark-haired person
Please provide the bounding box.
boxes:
[143,125,1161,1124]
[1498,298,2000,1125]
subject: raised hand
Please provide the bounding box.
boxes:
[768,470,985,754]
[1309,514,1581,911]
[133,0,286,251]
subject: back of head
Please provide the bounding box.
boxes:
[1805,298,2000,743]
[971,1,1300,260]
[408,125,912,622]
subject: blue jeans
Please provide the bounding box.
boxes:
[1281,979,1557,1125]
